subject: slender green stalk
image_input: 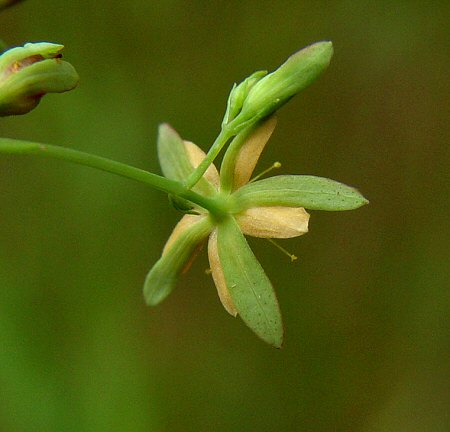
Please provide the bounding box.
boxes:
[185,127,233,189]
[0,138,224,214]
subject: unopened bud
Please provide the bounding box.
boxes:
[222,70,267,126]
[228,41,333,132]
[0,42,79,116]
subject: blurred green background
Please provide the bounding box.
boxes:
[1,1,449,431]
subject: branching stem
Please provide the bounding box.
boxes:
[0,138,225,215]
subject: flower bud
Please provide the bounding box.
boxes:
[222,70,267,126]
[228,41,333,132]
[0,42,79,116]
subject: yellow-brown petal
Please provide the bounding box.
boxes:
[162,214,207,275]
[163,214,203,254]
[184,141,220,189]
[233,115,277,190]
[207,229,238,316]
[236,206,309,238]
[144,215,212,306]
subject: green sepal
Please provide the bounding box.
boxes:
[157,123,217,197]
[233,175,369,211]
[144,216,213,306]
[157,123,194,182]
[168,195,200,215]
[0,42,64,71]
[217,216,284,348]
[222,70,267,126]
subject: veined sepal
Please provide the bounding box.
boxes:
[222,70,267,126]
[217,216,284,348]
[144,215,213,306]
[157,124,218,197]
[233,175,369,211]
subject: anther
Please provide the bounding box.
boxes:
[249,161,281,183]
[266,238,297,262]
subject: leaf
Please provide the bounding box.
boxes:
[143,215,212,306]
[217,216,283,348]
[233,175,369,211]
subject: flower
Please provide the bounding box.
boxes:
[144,117,368,347]
[0,42,79,116]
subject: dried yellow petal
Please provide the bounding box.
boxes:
[236,206,309,238]
[207,229,238,316]
[233,115,277,190]
[163,214,204,254]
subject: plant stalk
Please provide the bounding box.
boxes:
[185,127,232,189]
[0,138,223,214]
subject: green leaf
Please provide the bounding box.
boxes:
[144,216,212,306]
[233,175,369,211]
[157,124,216,196]
[217,216,283,348]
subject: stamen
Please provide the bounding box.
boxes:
[266,238,297,262]
[249,161,281,183]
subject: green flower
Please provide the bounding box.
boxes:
[144,117,368,347]
[0,42,79,116]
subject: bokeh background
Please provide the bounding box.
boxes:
[0,1,449,431]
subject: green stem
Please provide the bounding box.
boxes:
[0,137,223,215]
[185,127,233,189]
